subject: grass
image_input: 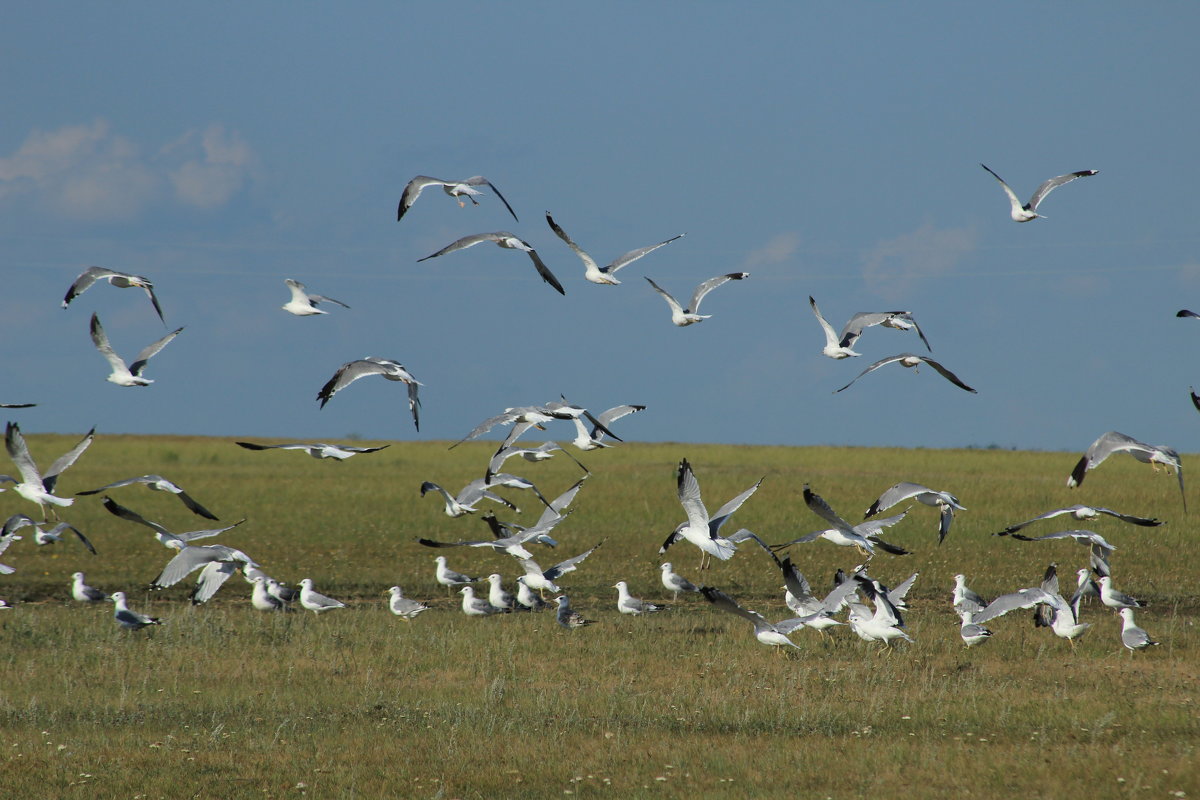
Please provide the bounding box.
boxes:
[1,434,1198,798]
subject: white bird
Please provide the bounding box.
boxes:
[250,577,286,611]
[418,511,566,561]
[63,266,165,323]
[660,563,699,601]
[1097,576,1144,610]
[835,353,976,394]
[516,541,603,596]
[1067,431,1185,511]
[316,357,422,431]
[0,531,20,575]
[71,571,106,603]
[89,313,183,387]
[397,175,518,223]
[700,586,813,650]
[486,573,517,611]
[958,611,993,648]
[281,278,350,316]
[109,591,162,631]
[267,579,299,609]
[515,577,551,611]
[555,594,593,629]
[4,422,94,519]
[100,496,244,548]
[419,477,523,518]
[776,556,849,636]
[150,542,258,605]
[980,163,1098,222]
[644,272,748,326]
[865,482,965,544]
[486,440,588,482]
[952,574,988,615]
[459,586,504,617]
[568,404,646,451]
[993,528,1117,578]
[973,585,1091,647]
[659,458,762,568]
[76,474,217,519]
[778,486,909,558]
[545,212,684,285]
[613,581,663,615]
[847,580,913,648]
[995,504,1161,536]
[1118,608,1159,653]
[235,441,389,460]
[418,231,565,295]
[809,296,931,360]
[453,400,620,451]
[298,578,346,614]
[3,513,95,554]
[385,586,430,620]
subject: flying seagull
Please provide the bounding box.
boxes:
[980,163,1099,222]
[100,496,244,548]
[645,272,748,326]
[834,353,976,394]
[700,586,811,650]
[63,266,165,324]
[659,458,762,568]
[0,403,35,409]
[76,474,217,519]
[317,357,421,431]
[5,422,94,519]
[994,504,1161,536]
[419,478,518,518]
[972,584,1091,647]
[235,441,389,461]
[993,528,1117,577]
[281,279,350,316]
[1067,431,1185,511]
[451,401,620,450]
[89,313,183,387]
[2,513,95,554]
[865,482,965,544]
[150,541,258,605]
[516,541,603,597]
[545,212,684,285]
[417,232,564,295]
[809,296,931,359]
[397,175,518,223]
[782,485,910,557]
[486,440,588,482]
[567,404,646,451]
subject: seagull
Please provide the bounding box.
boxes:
[298,578,346,614]
[109,592,161,630]
[486,440,588,482]
[778,486,909,558]
[76,474,217,519]
[281,278,350,316]
[236,441,389,461]
[267,578,299,609]
[982,587,1092,647]
[71,571,107,603]
[776,556,850,635]
[700,586,813,650]
[5,422,94,519]
[515,577,552,611]
[100,496,244,548]
[3,513,95,554]
[486,573,518,611]
[846,580,912,648]
[865,482,965,544]
[993,528,1117,577]
[644,272,748,326]
[1097,576,1144,610]
[1067,431,1185,511]
[958,611,993,648]
[460,585,505,617]
[418,232,565,295]
[397,175,518,223]
[1069,567,1101,608]
[613,581,663,615]
[418,512,566,561]
[419,479,518,518]
[251,577,286,611]
[0,531,20,575]
[316,357,421,431]
[567,404,646,451]
[659,458,762,568]
[385,586,430,620]
[952,574,988,615]
[660,563,699,601]
[451,401,619,451]
[995,504,1161,536]
[555,594,594,629]
[89,313,183,387]
[809,296,932,359]
[545,212,684,285]
[63,266,165,323]
[433,556,479,595]
[516,541,603,597]
[1118,608,1158,653]
[834,353,976,394]
[150,541,258,605]
[980,163,1098,222]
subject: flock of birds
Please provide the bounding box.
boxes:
[0,162,1181,656]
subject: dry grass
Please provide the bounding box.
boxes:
[1,434,1198,798]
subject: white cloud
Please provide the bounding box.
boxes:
[861,223,976,300]
[168,125,255,209]
[738,231,800,272]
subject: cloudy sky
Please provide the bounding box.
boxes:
[3,4,1200,453]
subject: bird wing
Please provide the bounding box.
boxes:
[4,422,45,486]
[89,314,130,375]
[40,426,95,495]
[837,311,890,350]
[688,272,748,314]
[191,560,240,603]
[708,478,763,536]
[1068,431,1139,487]
[397,176,451,221]
[535,476,589,527]
[833,354,906,393]
[543,541,603,581]
[808,296,842,349]
[129,327,184,376]
[700,586,770,628]
[676,459,711,531]
[972,588,1051,624]
[101,496,172,537]
[545,212,601,275]
[920,356,977,393]
[62,266,109,308]
[522,246,566,295]
[416,231,503,262]
[594,404,646,432]
[979,164,1024,214]
[606,233,685,274]
[316,359,389,408]
[854,510,908,535]
[779,556,815,602]
[173,518,246,543]
[802,485,856,535]
[865,482,927,517]
[645,276,684,317]
[464,176,518,222]
[1027,170,1098,212]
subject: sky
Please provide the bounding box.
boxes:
[3,3,1200,453]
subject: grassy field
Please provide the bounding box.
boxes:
[1,434,1198,799]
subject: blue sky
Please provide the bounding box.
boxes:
[3,4,1199,452]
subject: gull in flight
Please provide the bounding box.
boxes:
[486,440,588,482]
[516,541,603,597]
[317,357,422,431]
[5,422,94,519]
[77,474,217,519]
[846,580,913,649]
[109,591,162,631]
[973,583,1091,647]
[660,563,699,601]
[433,556,480,595]
[645,272,748,326]
[397,175,518,223]
[89,313,183,387]
[452,400,620,450]
[613,581,663,615]
[71,571,106,603]
[775,556,848,637]
[567,404,646,451]
[980,163,1099,222]
[1097,576,1144,610]
[1067,431,1185,511]
[659,458,762,568]
[0,530,18,575]
[835,353,976,394]
[236,441,389,461]
[418,508,567,561]
[545,212,684,285]
[281,278,350,316]
[773,486,909,558]
[150,541,258,605]
[1118,608,1159,653]
[555,594,594,629]
[419,478,518,518]
[299,578,346,614]
[809,296,931,359]
[995,504,1161,536]
[2,513,95,554]
[865,482,965,544]
[418,232,565,295]
[460,586,506,617]
[100,496,244,548]
[63,266,165,324]
[994,527,1117,577]
[700,586,817,650]
[385,586,429,620]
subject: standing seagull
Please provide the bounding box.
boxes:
[281,279,350,316]
[5,423,94,519]
[835,353,976,394]
[298,578,346,614]
[317,357,422,431]
[62,266,165,324]
[660,563,699,601]
[644,273,749,327]
[1067,431,1185,511]
[865,482,965,544]
[433,556,480,595]
[385,586,430,620]
[613,581,663,615]
[555,594,594,629]
[418,232,565,295]
[1118,608,1159,653]
[71,572,107,603]
[76,474,217,519]
[89,314,183,387]
[545,212,684,285]
[980,163,1099,222]
[1097,576,1144,610]
[397,175,518,223]
[109,592,161,631]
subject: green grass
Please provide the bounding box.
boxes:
[1,435,1198,799]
